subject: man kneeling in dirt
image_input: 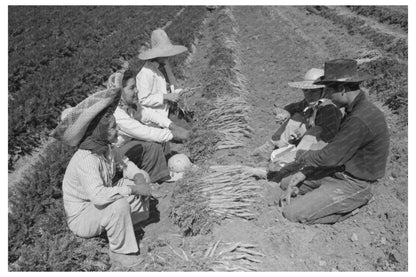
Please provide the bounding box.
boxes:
[280,59,389,224]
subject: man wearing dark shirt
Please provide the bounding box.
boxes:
[281,59,390,224]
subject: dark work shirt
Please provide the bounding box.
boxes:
[297,91,390,182]
[284,99,342,142]
[284,99,308,116]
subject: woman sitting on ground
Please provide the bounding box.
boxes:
[52,88,151,268]
[109,69,181,183]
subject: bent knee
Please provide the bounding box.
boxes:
[109,198,130,214]
[282,205,306,223]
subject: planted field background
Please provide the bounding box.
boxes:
[8,6,408,271]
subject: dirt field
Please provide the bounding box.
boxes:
[133,6,408,271]
[8,6,407,272]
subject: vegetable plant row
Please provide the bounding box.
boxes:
[8,6,183,169]
[8,6,209,270]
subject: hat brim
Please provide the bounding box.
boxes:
[288,80,325,89]
[138,45,187,60]
[52,88,121,146]
[314,72,372,85]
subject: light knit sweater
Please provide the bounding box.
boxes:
[62,149,145,222]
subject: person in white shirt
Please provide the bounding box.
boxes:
[52,88,151,268]
[136,28,191,141]
[109,70,181,183]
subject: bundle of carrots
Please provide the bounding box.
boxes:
[170,165,263,235]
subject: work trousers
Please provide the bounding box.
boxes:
[68,179,149,254]
[118,140,171,183]
[281,172,373,224]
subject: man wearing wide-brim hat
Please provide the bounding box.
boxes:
[281,58,390,224]
[253,68,343,168]
[135,28,190,142]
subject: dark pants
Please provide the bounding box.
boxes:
[281,172,373,224]
[118,140,170,184]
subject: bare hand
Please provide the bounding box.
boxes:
[164,93,181,103]
[134,172,150,185]
[174,88,185,94]
[273,105,290,123]
[288,171,306,187]
[279,172,305,207]
[129,183,151,197]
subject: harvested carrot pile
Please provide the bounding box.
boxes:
[170,165,263,236]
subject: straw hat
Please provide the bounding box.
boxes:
[288,68,325,89]
[107,72,124,89]
[138,29,187,60]
[51,88,121,146]
[314,58,372,84]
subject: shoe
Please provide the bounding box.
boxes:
[108,250,144,268]
[252,139,276,156]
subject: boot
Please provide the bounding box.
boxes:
[108,250,144,268]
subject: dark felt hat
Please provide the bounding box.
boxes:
[314,58,372,84]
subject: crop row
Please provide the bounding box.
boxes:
[8,6,183,169]
[346,6,408,31]
[318,6,407,60]
[317,6,408,123]
[8,6,209,271]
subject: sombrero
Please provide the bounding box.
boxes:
[51,88,121,146]
[288,68,325,89]
[314,58,372,84]
[138,29,188,60]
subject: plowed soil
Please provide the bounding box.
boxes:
[138,6,408,272]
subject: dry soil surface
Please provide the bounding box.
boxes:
[137,6,408,272]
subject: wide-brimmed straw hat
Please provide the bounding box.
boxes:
[51,88,121,146]
[314,58,372,84]
[138,29,187,60]
[288,68,325,89]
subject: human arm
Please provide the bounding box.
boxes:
[136,67,165,107]
[77,155,132,206]
[163,93,181,103]
[121,157,152,197]
[114,107,173,143]
[296,116,369,168]
[283,99,308,116]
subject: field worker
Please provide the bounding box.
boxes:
[109,70,179,183]
[136,28,191,141]
[254,68,343,180]
[52,88,151,268]
[280,59,389,224]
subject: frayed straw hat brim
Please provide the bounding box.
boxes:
[51,88,121,146]
[288,80,325,89]
[138,45,187,60]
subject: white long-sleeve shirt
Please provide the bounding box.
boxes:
[62,149,145,221]
[136,61,171,128]
[114,106,173,145]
